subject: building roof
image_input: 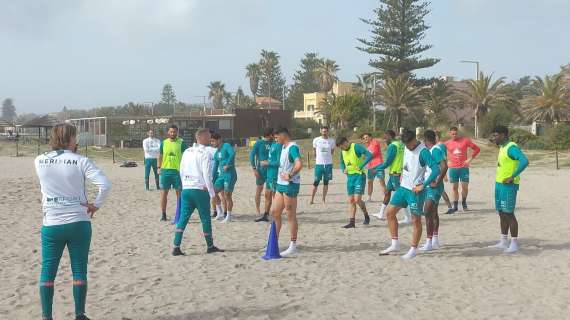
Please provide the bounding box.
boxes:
[255,96,282,106]
[22,114,60,128]
[0,119,13,127]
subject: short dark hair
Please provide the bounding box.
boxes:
[321,126,329,130]
[385,129,396,139]
[360,132,372,139]
[275,127,290,136]
[424,130,436,143]
[449,126,458,131]
[492,125,509,137]
[263,127,274,137]
[435,130,441,139]
[401,129,416,143]
[168,124,179,131]
[336,136,348,147]
[211,132,221,140]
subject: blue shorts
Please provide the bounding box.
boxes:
[346,173,366,196]
[367,165,385,180]
[214,171,237,193]
[386,174,401,192]
[425,184,444,204]
[314,164,333,185]
[276,183,300,198]
[495,182,519,214]
[255,166,268,186]
[449,167,470,183]
[390,187,425,215]
[159,169,181,190]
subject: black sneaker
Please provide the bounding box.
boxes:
[254,214,269,222]
[212,211,218,218]
[462,203,469,212]
[172,247,185,256]
[342,223,356,229]
[206,246,225,254]
[446,208,457,215]
[76,315,91,320]
[363,216,370,225]
[161,213,168,221]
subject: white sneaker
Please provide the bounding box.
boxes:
[222,215,232,223]
[419,242,433,251]
[432,238,441,250]
[488,241,508,250]
[372,212,385,220]
[504,242,519,254]
[398,218,411,225]
[401,248,417,260]
[380,243,400,255]
[216,214,225,221]
[280,244,298,257]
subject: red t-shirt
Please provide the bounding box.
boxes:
[366,139,384,168]
[444,137,480,168]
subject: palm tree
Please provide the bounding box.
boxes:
[260,50,280,105]
[376,76,421,131]
[315,93,336,126]
[422,79,451,127]
[207,81,227,109]
[522,74,570,123]
[246,63,261,99]
[459,72,510,138]
[316,59,340,92]
[356,74,374,104]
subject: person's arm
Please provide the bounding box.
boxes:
[269,145,281,168]
[158,141,163,170]
[355,144,373,170]
[289,145,303,177]
[202,153,216,198]
[249,142,258,168]
[378,144,396,170]
[83,158,112,210]
[432,148,447,185]
[312,139,317,160]
[212,152,219,176]
[226,144,236,169]
[467,139,481,161]
[339,152,346,172]
[508,145,529,179]
[142,139,149,154]
[420,149,440,188]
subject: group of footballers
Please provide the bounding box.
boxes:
[143,123,528,260]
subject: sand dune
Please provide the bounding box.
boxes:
[1,156,569,320]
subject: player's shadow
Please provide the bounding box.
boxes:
[302,241,380,253]
[429,238,569,258]
[152,303,302,320]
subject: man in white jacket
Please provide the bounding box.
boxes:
[172,128,224,255]
[142,129,161,190]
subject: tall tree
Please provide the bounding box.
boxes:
[522,74,570,123]
[258,50,286,104]
[2,98,17,122]
[208,81,227,109]
[316,59,340,92]
[376,76,421,130]
[357,0,440,78]
[459,72,510,138]
[246,63,261,99]
[288,52,323,110]
[422,79,451,127]
[160,84,177,115]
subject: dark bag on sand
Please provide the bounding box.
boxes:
[119,161,138,168]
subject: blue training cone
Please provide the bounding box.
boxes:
[262,221,281,260]
[172,196,181,225]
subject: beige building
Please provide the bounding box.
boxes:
[294,81,358,124]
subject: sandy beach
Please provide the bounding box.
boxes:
[1,155,569,320]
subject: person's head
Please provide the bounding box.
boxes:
[384,129,396,143]
[49,123,77,151]
[491,125,509,146]
[195,128,211,146]
[167,125,179,140]
[449,126,459,140]
[320,126,330,138]
[423,130,436,148]
[210,132,222,148]
[335,136,350,151]
[401,129,417,150]
[263,127,274,140]
[360,132,373,145]
[274,127,291,144]
[148,129,155,138]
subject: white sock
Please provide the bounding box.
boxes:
[391,238,399,247]
[216,205,222,215]
[402,246,417,260]
[505,237,519,253]
[379,204,386,215]
[225,211,232,220]
[501,234,508,244]
[405,207,412,220]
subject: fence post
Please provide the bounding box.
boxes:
[85,145,88,158]
[112,146,115,164]
[15,139,19,157]
[555,148,559,170]
[307,152,311,170]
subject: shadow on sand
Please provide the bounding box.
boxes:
[151,303,302,320]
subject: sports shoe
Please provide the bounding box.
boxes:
[380,243,400,255]
[206,246,225,254]
[280,244,298,257]
[254,214,269,222]
[363,216,370,225]
[160,213,168,221]
[172,247,185,256]
[487,241,508,250]
[342,222,355,228]
[401,248,417,260]
[419,242,433,251]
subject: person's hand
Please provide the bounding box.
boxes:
[412,184,424,194]
[253,168,260,178]
[430,180,438,188]
[224,165,229,172]
[444,175,449,182]
[81,203,99,218]
[343,169,348,174]
[464,159,472,167]
[370,169,376,176]
[157,167,161,175]
[503,177,515,184]
[280,172,291,181]
[260,160,269,167]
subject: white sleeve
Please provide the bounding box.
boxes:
[142,139,148,153]
[312,138,317,149]
[83,158,112,208]
[202,153,215,198]
[179,152,187,180]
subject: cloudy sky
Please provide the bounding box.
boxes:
[1,0,569,114]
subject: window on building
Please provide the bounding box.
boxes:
[219,119,232,130]
[307,104,315,112]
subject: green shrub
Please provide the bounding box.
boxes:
[509,128,536,146]
[525,138,551,150]
[480,105,513,137]
[548,124,570,149]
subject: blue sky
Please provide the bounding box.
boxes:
[1,0,569,114]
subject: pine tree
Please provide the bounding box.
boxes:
[1,98,17,122]
[357,0,440,78]
[288,53,323,110]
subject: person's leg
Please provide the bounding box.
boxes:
[272,191,285,238]
[402,191,425,259]
[432,202,441,249]
[502,185,519,253]
[223,173,237,222]
[421,200,434,251]
[451,182,459,209]
[355,193,369,225]
[264,189,272,215]
[377,174,387,202]
[311,165,322,205]
[344,195,357,228]
[255,184,263,215]
[194,190,223,253]
[173,190,196,254]
[322,165,332,203]
[281,194,299,256]
[67,222,92,318]
[144,158,151,190]
[380,205,402,254]
[367,179,374,201]
[160,189,169,221]
[40,225,66,320]
[151,159,159,189]
[461,181,469,211]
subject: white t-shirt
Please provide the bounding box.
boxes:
[143,137,161,159]
[312,136,335,165]
[34,150,112,226]
[179,144,216,198]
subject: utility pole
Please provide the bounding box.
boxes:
[372,73,377,132]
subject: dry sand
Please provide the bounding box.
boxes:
[1,155,569,320]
